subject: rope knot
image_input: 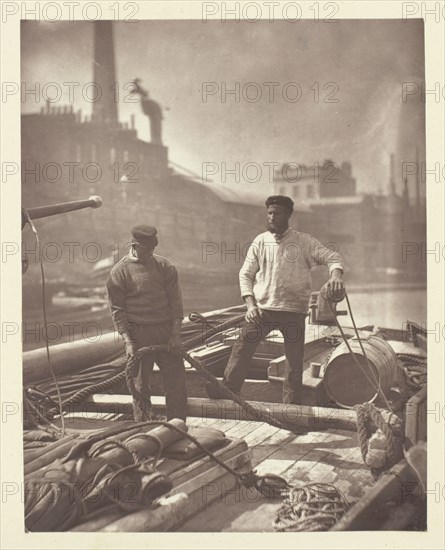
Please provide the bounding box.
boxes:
[355,403,399,473]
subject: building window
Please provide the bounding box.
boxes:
[307,184,315,198]
[110,147,116,163]
[293,185,299,198]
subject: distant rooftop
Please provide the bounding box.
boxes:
[307,195,367,206]
[170,167,310,211]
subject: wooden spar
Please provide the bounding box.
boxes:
[24,196,102,221]
[97,493,189,532]
[78,394,359,431]
[90,419,187,463]
[23,332,125,385]
[405,385,427,448]
[69,507,125,532]
[23,434,78,464]
[24,435,80,477]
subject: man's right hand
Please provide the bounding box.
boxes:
[125,341,137,359]
[245,304,262,323]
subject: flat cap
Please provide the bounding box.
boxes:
[131,224,158,246]
[265,195,294,212]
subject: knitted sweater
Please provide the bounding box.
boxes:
[239,228,344,313]
[106,253,183,336]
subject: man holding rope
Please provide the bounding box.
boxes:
[208,195,345,405]
[106,225,187,421]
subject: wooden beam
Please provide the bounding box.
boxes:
[97,493,190,532]
[331,458,420,530]
[404,386,427,448]
[78,394,359,431]
[23,332,124,385]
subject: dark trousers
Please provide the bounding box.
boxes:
[223,310,306,404]
[130,322,187,421]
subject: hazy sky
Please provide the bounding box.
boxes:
[21,19,425,197]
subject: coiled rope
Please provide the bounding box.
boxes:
[273,482,350,531]
[22,209,66,436]
[397,353,427,392]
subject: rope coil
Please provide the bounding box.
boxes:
[273,482,350,531]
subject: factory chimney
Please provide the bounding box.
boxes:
[92,21,118,125]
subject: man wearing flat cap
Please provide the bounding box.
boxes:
[211,195,345,404]
[106,224,187,421]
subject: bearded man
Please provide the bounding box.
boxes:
[210,195,345,404]
[106,225,187,421]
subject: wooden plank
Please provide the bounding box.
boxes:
[283,456,336,486]
[248,428,344,488]
[81,395,358,431]
[250,430,296,469]
[169,449,253,530]
[164,440,250,486]
[173,468,263,532]
[405,385,427,448]
[224,420,265,439]
[285,429,373,502]
[171,448,252,498]
[316,433,372,497]
[206,418,238,431]
[331,459,419,530]
[243,424,282,448]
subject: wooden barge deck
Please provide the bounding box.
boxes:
[180,416,374,532]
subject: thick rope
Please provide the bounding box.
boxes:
[123,344,306,434]
[183,351,306,434]
[65,419,290,499]
[355,402,396,470]
[273,482,350,531]
[61,360,127,410]
[58,314,246,411]
[397,353,427,392]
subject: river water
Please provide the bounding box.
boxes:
[22,285,427,352]
[335,288,427,329]
[182,281,427,330]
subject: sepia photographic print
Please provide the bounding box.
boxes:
[1,1,444,548]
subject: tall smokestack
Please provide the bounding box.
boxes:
[389,153,396,196]
[92,21,118,124]
[415,146,420,209]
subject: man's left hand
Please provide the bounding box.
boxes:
[167,334,183,356]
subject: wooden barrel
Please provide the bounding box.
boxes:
[321,336,398,408]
